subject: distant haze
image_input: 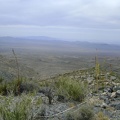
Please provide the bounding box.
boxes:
[0,36,120,56]
[0,0,120,44]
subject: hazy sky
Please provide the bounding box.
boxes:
[0,0,120,43]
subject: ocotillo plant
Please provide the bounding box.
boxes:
[12,49,20,80]
[12,49,21,95]
[95,50,100,93]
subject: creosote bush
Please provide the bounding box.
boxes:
[66,112,75,120]
[0,78,39,96]
[0,93,42,120]
[0,81,7,95]
[0,78,23,96]
[95,112,110,120]
[66,105,95,120]
[55,77,88,102]
[76,105,94,120]
[0,77,4,83]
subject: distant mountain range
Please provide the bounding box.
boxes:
[0,36,120,55]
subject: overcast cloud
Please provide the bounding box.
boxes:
[0,0,120,43]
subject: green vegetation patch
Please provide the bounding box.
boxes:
[55,76,88,102]
[66,105,95,120]
[0,93,42,120]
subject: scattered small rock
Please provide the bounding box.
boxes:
[57,95,65,102]
[101,102,108,109]
[116,90,120,97]
[110,76,116,81]
[111,92,116,98]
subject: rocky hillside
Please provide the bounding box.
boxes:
[38,68,120,120]
[0,67,119,120]
[0,54,36,81]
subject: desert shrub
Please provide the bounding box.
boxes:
[0,82,8,95]
[75,105,94,120]
[0,94,42,120]
[66,112,75,120]
[95,112,109,120]
[0,78,39,96]
[0,78,23,96]
[66,105,95,120]
[55,77,88,102]
[19,81,39,94]
[0,77,4,83]
[12,78,23,95]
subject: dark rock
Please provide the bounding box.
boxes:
[20,82,39,93]
[39,87,53,104]
[108,87,114,93]
[115,103,120,110]
[103,109,113,118]
[113,86,120,92]
[57,95,65,102]
[115,97,120,100]
[104,87,113,93]
[110,103,120,110]
[107,93,112,98]
[99,95,111,101]
[39,89,46,94]
[101,102,108,109]
[104,98,110,104]
[104,88,109,93]
[116,90,120,97]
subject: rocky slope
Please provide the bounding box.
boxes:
[0,59,120,119]
[32,68,120,120]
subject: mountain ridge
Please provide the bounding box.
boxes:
[0,36,120,54]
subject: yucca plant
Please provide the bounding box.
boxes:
[13,78,23,96]
[12,49,20,81]
[94,52,100,93]
[12,49,21,95]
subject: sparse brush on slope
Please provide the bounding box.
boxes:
[66,105,110,120]
[0,78,39,96]
[0,81,7,95]
[66,105,95,120]
[55,76,88,102]
[95,112,110,120]
[0,78,23,96]
[0,77,4,83]
[0,93,42,120]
